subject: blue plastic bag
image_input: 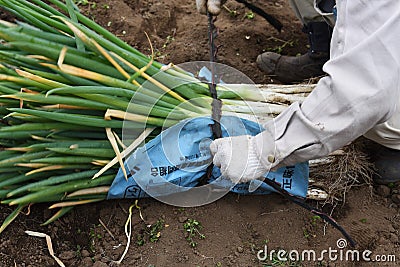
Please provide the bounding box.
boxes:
[108,116,309,202]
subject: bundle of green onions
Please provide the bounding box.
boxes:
[0,0,311,233]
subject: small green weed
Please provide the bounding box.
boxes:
[183,218,205,247]
[136,234,145,246]
[76,244,82,258]
[177,207,185,213]
[162,35,175,48]
[74,0,88,5]
[88,224,102,253]
[303,228,310,239]
[148,219,165,242]
[223,5,239,17]
[266,37,296,54]
[137,219,165,246]
[311,215,321,226]
[73,0,96,8]
[244,11,255,19]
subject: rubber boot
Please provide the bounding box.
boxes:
[257,22,333,83]
[368,142,400,185]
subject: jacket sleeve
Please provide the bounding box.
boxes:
[253,0,400,168]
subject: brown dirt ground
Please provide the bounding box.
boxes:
[0,0,399,266]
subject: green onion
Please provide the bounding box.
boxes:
[0,0,311,233]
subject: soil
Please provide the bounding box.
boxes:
[0,1,399,267]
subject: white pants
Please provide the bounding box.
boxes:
[288,0,400,150]
[365,99,400,150]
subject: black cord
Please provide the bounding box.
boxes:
[207,12,222,140]
[234,0,283,32]
[198,13,223,186]
[261,177,357,248]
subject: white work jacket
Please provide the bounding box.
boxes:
[255,0,400,168]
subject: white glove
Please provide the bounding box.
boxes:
[196,0,227,15]
[210,135,272,184]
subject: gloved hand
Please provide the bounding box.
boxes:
[196,0,227,15]
[210,135,273,183]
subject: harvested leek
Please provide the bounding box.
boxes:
[0,0,312,233]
